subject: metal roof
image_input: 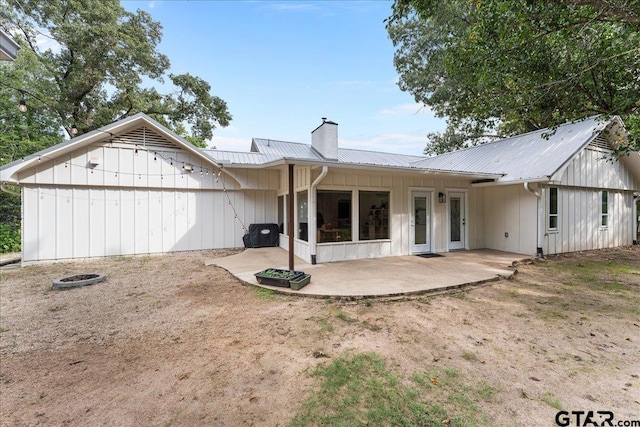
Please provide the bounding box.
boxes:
[248,138,426,168]
[4,114,631,186]
[201,149,281,166]
[411,116,610,182]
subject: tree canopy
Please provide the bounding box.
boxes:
[387,0,640,156]
[0,0,231,154]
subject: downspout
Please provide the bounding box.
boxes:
[309,166,328,265]
[524,182,544,258]
[1,182,20,197]
[634,192,640,245]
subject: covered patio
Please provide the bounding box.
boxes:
[208,248,528,298]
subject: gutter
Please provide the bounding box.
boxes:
[1,182,20,196]
[634,192,640,245]
[523,182,544,258]
[309,166,328,264]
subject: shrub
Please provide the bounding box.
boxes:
[0,222,21,253]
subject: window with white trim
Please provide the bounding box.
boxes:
[601,191,608,228]
[548,187,558,230]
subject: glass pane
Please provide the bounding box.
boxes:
[549,215,558,229]
[602,191,608,214]
[450,198,461,242]
[277,195,284,234]
[297,190,308,241]
[359,191,389,240]
[602,215,608,227]
[317,190,352,243]
[414,197,426,245]
[550,188,558,215]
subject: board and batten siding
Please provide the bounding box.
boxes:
[557,146,639,190]
[541,186,634,255]
[281,167,483,263]
[483,185,538,255]
[541,143,640,255]
[17,134,279,262]
[21,185,276,262]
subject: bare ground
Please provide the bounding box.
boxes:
[1,247,638,426]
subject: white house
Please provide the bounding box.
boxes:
[1,113,639,264]
[0,29,20,61]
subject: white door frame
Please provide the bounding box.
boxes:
[447,190,467,251]
[409,189,433,254]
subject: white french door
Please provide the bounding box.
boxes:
[448,192,466,250]
[410,191,431,253]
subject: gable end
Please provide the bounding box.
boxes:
[587,133,614,153]
[113,126,182,151]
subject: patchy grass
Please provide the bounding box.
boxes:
[541,392,563,410]
[253,287,276,300]
[335,310,357,324]
[292,352,497,427]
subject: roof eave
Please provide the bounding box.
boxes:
[219,157,500,179]
[0,113,220,182]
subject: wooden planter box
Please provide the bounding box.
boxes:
[254,268,305,288]
[289,274,311,291]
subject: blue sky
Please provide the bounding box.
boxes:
[123,1,445,155]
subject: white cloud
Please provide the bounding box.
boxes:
[35,32,61,54]
[262,3,320,12]
[375,102,433,118]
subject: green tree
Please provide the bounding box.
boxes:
[0,0,231,148]
[387,0,640,155]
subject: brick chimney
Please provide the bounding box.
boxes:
[311,118,338,160]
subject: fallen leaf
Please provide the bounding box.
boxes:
[529,376,540,381]
[431,377,439,385]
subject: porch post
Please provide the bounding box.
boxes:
[288,163,295,270]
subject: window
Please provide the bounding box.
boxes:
[277,195,285,234]
[359,191,390,240]
[601,191,608,227]
[297,190,308,241]
[548,187,558,230]
[317,190,352,242]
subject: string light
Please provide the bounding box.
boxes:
[16,144,248,234]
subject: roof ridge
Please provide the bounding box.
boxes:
[413,115,604,163]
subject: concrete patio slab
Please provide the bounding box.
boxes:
[208,248,530,298]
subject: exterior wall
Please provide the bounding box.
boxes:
[21,185,275,262]
[541,186,635,255]
[16,141,279,192]
[278,167,483,263]
[557,147,638,190]
[542,146,640,254]
[483,185,538,255]
[17,138,279,262]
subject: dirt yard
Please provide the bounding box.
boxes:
[1,247,638,426]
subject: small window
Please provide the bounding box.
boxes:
[548,187,558,230]
[601,191,608,227]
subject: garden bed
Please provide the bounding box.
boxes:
[254,268,305,287]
